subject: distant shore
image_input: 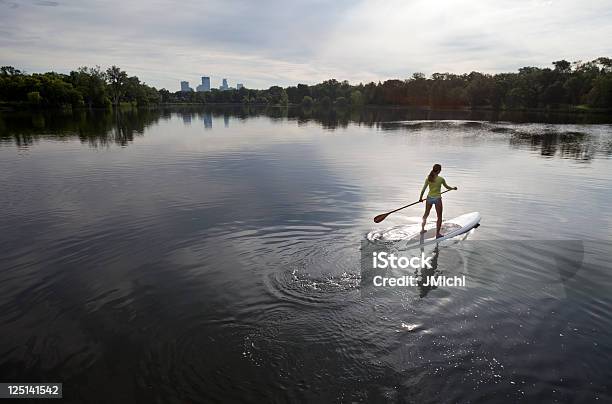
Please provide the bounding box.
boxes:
[2,101,610,116]
[2,57,611,113]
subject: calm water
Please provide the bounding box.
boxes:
[1,107,611,403]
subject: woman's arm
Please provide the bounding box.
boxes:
[419,179,428,201]
[442,178,458,190]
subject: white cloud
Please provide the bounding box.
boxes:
[0,0,610,90]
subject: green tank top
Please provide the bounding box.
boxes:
[422,176,448,198]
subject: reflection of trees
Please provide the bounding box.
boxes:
[1,106,609,159]
[508,130,607,160]
[282,106,612,129]
[0,108,166,148]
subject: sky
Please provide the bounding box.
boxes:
[1,0,611,91]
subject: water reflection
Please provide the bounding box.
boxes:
[202,111,212,129]
[0,108,164,147]
[1,106,611,161]
[417,245,441,299]
[509,131,599,160]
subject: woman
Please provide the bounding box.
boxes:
[419,164,457,238]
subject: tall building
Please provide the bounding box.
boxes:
[237,83,244,90]
[220,78,229,91]
[196,76,210,92]
[180,81,193,92]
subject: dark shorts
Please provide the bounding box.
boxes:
[426,196,442,205]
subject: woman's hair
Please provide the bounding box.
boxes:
[428,164,442,182]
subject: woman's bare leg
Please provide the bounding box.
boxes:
[421,202,433,233]
[435,199,444,237]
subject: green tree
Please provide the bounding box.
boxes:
[466,73,494,107]
[404,73,429,106]
[285,86,300,104]
[158,88,171,103]
[587,75,612,108]
[297,83,311,100]
[0,66,22,76]
[349,90,364,106]
[70,66,107,108]
[27,91,42,106]
[563,76,587,105]
[429,73,467,107]
[124,76,146,105]
[319,95,332,108]
[541,81,566,106]
[335,96,348,108]
[267,86,288,105]
[140,84,161,105]
[553,60,571,74]
[255,94,268,104]
[301,95,314,107]
[105,65,128,107]
[595,57,612,73]
[34,73,83,108]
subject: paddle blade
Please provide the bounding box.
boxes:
[373,213,388,223]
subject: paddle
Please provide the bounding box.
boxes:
[373,189,455,223]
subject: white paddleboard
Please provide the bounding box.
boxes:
[367,212,481,247]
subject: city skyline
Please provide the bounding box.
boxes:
[1,1,611,90]
[181,76,243,92]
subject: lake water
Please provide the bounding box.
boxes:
[1,106,611,402]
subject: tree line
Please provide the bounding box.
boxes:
[1,57,611,110]
[0,65,160,109]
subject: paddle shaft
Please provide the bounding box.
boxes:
[381,189,453,216]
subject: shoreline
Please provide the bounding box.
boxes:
[1,102,610,115]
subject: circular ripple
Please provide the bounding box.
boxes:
[264,243,361,307]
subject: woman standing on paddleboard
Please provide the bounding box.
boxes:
[419,164,457,238]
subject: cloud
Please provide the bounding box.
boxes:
[33,0,59,6]
[0,0,611,90]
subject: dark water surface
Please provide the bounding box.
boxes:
[1,107,611,403]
